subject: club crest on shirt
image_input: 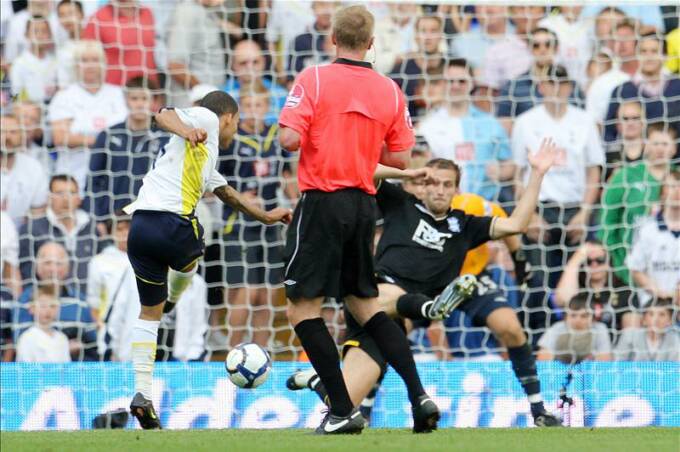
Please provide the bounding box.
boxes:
[285,84,304,108]
[412,219,452,252]
[447,217,461,233]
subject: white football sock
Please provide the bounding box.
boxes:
[167,265,197,304]
[132,318,160,400]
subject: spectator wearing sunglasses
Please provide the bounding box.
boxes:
[554,241,640,333]
[496,27,584,132]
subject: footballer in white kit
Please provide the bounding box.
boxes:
[123,91,292,430]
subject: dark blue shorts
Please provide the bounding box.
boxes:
[457,274,512,327]
[127,210,205,306]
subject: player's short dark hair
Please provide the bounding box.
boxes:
[646,121,677,140]
[125,76,159,92]
[198,91,239,117]
[568,294,589,312]
[57,0,84,15]
[425,158,461,187]
[49,174,79,192]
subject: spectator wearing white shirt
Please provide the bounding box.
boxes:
[513,65,604,288]
[1,211,21,299]
[537,294,612,363]
[10,15,58,104]
[88,213,208,362]
[628,168,680,306]
[0,114,49,226]
[3,0,67,64]
[49,40,128,193]
[55,0,84,89]
[372,3,418,75]
[266,0,314,78]
[12,101,48,168]
[16,287,71,363]
[538,6,593,89]
[586,20,638,126]
[614,299,680,362]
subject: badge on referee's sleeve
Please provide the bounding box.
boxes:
[405,108,413,129]
[285,84,304,109]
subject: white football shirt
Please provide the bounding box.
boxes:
[627,215,680,306]
[125,107,227,216]
[16,326,71,363]
[512,105,604,204]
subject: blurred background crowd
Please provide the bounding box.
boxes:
[0,0,679,365]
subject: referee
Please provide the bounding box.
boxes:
[279,5,439,434]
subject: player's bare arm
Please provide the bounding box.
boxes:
[153,109,208,146]
[491,138,559,240]
[373,164,433,182]
[213,184,292,225]
[279,126,301,152]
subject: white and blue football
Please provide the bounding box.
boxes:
[225,343,272,389]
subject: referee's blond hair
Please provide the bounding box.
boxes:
[332,5,374,51]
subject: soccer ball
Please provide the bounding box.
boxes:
[225,343,272,389]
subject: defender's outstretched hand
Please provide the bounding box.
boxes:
[528,138,559,175]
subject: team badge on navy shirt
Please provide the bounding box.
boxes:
[447,217,461,233]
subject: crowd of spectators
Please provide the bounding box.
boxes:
[0,1,678,364]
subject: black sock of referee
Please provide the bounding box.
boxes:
[396,293,434,320]
[363,312,426,405]
[294,318,353,417]
[508,342,545,417]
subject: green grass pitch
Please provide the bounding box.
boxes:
[1,428,678,452]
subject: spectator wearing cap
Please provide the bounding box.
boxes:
[19,174,102,296]
[166,0,231,108]
[418,59,513,203]
[600,124,677,286]
[604,32,680,144]
[627,167,680,306]
[82,0,157,86]
[49,40,128,192]
[9,15,58,104]
[222,40,288,125]
[87,76,169,234]
[512,64,603,289]
[496,27,585,131]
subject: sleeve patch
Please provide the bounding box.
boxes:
[284,84,305,109]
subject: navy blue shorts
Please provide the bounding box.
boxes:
[127,210,205,306]
[457,274,511,327]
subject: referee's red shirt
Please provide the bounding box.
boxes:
[279,59,415,195]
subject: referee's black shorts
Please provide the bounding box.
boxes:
[283,189,379,301]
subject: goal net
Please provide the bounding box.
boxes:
[0,0,678,430]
